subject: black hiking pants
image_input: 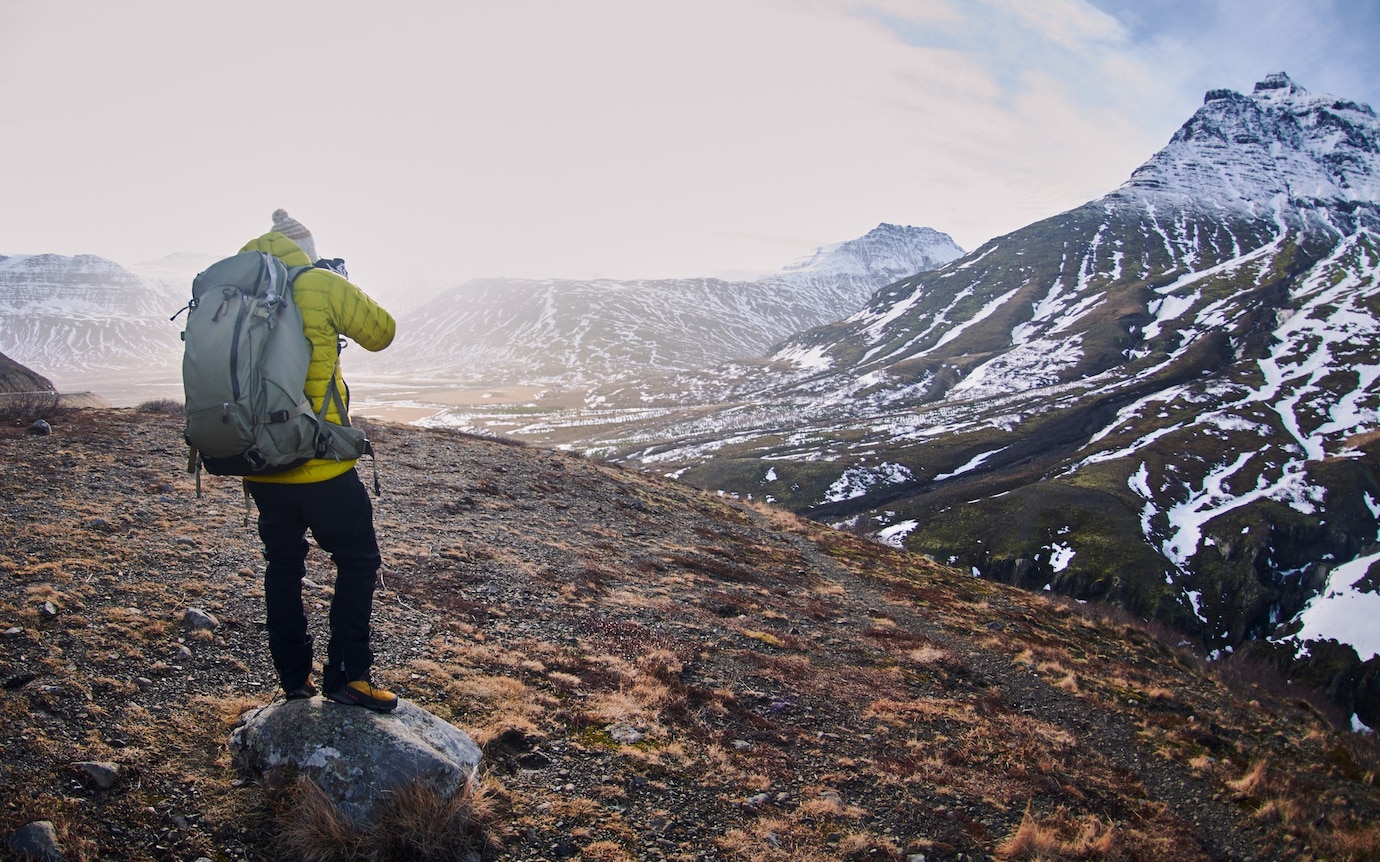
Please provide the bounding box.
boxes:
[245,469,381,694]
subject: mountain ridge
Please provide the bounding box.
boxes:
[600,74,1380,728]
[359,223,963,386]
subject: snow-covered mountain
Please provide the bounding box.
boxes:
[363,224,963,385]
[776,222,964,290]
[612,74,1380,728]
[0,253,184,384]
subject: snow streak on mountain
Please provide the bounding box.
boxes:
[618,75,1380,727]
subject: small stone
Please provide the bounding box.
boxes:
[40,601,58,617]
[6,820,65,861]
[184,608,218,631]
[3,626,24,639]
[517,751,552,770]
[607,722,644,744]
[646,816,671,835]
[77,761,122,789]
[136,677,154,691]
[27,420,52,436]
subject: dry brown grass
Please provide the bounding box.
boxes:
[994,805,1122,860]
[578,840,637,861]
[1226,759,1269,798]
[277,774,503,862]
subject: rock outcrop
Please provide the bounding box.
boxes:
[228,697,482,827]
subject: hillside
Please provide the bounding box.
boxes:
[0,349,56,396]
[1,408,1377,861]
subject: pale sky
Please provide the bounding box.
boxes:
[2,0,1377,309]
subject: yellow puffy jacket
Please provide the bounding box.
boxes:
[238,231,396,485]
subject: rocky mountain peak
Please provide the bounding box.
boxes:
[1252,70,1305,99]
[1119,73,1380,223]
[778,223,964,282]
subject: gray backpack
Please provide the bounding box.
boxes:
[177,251,371,483]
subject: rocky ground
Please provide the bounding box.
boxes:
[1,408,1378,861]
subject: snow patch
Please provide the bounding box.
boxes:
[1047,543,1075,572]
[1128,463,1152,498]
[1143,289,1201,341]
[774,342,834,371]
[822,462,915,503]
[934,448,1008,481]
[1286,550,1380,662]
[877,520,918,549]
[948,336,1083,401]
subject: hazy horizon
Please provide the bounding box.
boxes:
[3,0,1378,310]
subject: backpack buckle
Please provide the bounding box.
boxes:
[268,410,291,423]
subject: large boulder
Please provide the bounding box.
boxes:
[228,698,482,827]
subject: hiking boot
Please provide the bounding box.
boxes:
[326,679,398,712]
[285,679,319,701]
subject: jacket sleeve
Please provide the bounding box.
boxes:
[326,273,396,352]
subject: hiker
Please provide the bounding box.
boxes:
[239,209,400,712]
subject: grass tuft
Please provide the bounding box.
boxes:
[994,804,1122,860]
[277,774,503,862]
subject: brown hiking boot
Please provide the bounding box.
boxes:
[284,679,319,701]
[326,679,399,712]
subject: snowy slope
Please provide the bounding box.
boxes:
[366,224,963,385]
[0,254,183,379]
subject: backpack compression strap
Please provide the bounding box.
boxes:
[322,372,381,496]
[256,399,315,426]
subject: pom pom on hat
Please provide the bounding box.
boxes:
[271,208,318,261]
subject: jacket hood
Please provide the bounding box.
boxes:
[240,232,314,267]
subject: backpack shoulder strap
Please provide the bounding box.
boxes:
[286,263,315,282]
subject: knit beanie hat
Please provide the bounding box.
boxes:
[271,209,318,261]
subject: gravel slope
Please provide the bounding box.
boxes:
[1,409,1377,861]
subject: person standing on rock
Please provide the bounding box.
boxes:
[239,209,400,712]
